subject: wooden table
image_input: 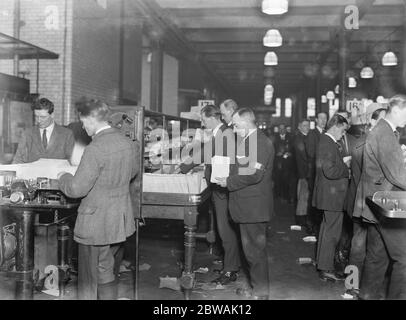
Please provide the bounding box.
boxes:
[140,187,213,299]
[0,200,78,300]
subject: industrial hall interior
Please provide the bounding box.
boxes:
[1,0,406,301]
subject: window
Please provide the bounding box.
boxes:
[307,97,316,118]
[285,98,292,118]
[329,98,339,119]
[273,98,281,117]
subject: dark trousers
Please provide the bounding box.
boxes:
[380,220,406,299]
[212,190,240,272]
[360,224,389,300]
[316,211,343,271]
[239,223,269,296]
[349,218,368,280]
[78,242,123,300]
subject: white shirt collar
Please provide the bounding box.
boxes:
[243,128,257,142]
[384,118,397,132]
[39,121,55,142]
[316,126,323,133]
[325,132,337,143]
[95,125,111,136]
[212,122,223,137]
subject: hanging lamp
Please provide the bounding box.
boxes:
[264,52,278,66]
[360,66,374,79]
[382,51,398,66]
[263,29,283,47]
[262,0,288,15]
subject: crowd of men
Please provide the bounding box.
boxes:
[270,95,406,300]
[9,94,406,300]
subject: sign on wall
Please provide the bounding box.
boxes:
[198,100,215,108]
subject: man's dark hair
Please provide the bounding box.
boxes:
[299,118,310,125]
[201,104,221,120]
[32,97,54,114]
[326,114,348,131]
[387,94,406,113]
[371,108,387,121]
[75,97,110,121]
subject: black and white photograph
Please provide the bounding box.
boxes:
[1,0,406,307]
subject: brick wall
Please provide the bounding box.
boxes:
[70,0,121,113]
[0,0,73,124]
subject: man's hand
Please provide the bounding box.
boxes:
[57,171,68,180]
[215,177,227,188]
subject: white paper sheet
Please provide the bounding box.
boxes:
[210,156,230,183]
[0,158,78,180]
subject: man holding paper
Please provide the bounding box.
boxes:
[197,105,241,285]
[215,108,274,300]
[57,98,139,300]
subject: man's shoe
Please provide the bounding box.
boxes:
[212,271,238,285]
[319,270,345,282]
[345,288,360,299]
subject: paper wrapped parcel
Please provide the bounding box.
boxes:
[0,158,78,180]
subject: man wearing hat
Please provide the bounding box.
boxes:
[345,103,387,297]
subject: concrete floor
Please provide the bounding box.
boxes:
[0,199,349,300]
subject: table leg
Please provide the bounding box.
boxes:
[181,210,197,300]
[15,210,35,300]
[57,222,70,298]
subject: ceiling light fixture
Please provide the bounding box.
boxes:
[263,29,283,47]
[264,52,278,66]
[382,51,398,66]
[348,77,357,88]
[326,91,335,100]
[360,66,374,79]
[262,0,288,15]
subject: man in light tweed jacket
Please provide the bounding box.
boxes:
[58,98,139,300]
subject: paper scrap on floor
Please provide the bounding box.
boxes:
[210,156,230,183]
[0,158,78,180]
[290,225,302,231]
[159,276,181,291]
[303,236,317,242]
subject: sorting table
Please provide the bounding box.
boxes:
[140,187,213,300]
[0,199,78,300]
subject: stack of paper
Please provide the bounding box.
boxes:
[0,158,78,180]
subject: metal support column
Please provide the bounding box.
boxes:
[338,28,349,111]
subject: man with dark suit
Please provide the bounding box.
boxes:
[216,108,274,300]
[305,112,328,235]
[345,104,387,297]
[293,119,310,228]
[13,97,75,164]
[57,98,139,300]
[199,105,241,285]
[356,95,406,300]
[273,124,295,203]
[313,114,350,281]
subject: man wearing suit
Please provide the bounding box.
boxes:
[356,95,406,300]
[346,104,387,297]
[273,124,296,203]
[200,105,241,285]
[58,98,139,300]
[219,99,239,127]
[305,112,328,235]
[313,114,350,281]
[216,108,274,300]
[13,97,75,164]
[293,119,310,228]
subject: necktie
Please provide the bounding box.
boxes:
[394,130,400,142]
[42,129,48,150]
[336,142,343,153]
